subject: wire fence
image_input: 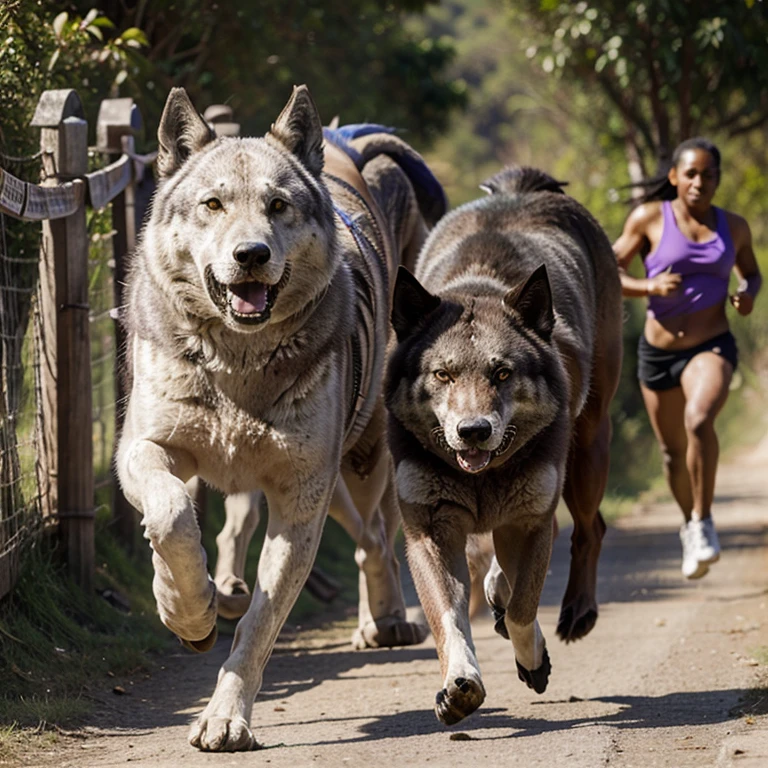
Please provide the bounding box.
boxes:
[0,157,45,599]
[88,206,119,495]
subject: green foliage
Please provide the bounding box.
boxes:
[0,2,149,395]
[408,1,629,230]
[506,0,768,170]
[0,2,147,159]
[65,0,466,142]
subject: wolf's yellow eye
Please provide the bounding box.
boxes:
[494,368,512,383]
[270,198,287,214]
[204,198,223,211]
[434,369,452,383]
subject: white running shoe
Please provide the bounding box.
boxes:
[680,522,709,580]
[689,517,721,565]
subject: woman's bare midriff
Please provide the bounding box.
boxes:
[643,301,730,350]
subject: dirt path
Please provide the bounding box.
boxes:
[31,441,768,768]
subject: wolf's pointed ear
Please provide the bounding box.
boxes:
[269,84,324,176]
[392,266,441,343]
[503,264,555,340]
[157,88,215,179]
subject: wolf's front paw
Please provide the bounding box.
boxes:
[434,676,485,725]
[189,712,259,752]
[351,615,429,649]
[516,646,551,694]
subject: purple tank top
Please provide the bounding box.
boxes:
[644,200,735,320]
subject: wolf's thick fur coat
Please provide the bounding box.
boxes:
[385,166,623,725]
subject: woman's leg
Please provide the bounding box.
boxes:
[641,382,708,578]
[679,352,734,521]
[640,384,692,520]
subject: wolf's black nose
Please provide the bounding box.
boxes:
[234,242,271,268]
[457,418,492,444]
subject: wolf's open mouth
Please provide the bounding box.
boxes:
[205,267,283,325]
[456,448,492,474]
[431,423,518,474]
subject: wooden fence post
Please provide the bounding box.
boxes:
[33,90,94,590]
[95,98,142,552]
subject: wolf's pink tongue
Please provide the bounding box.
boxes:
[457,448,492,473]
[229,282,268,314]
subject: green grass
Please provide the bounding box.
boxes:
[0,509,170,731]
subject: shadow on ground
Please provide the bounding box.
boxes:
[79,509,766,746]
[227,687,756,749]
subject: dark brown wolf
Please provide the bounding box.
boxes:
[385,167,623,725]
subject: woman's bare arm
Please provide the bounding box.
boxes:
[613,202,680,298]
[727,213,762,316]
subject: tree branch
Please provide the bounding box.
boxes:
[638,19,670,163]
[727,109,768,137]
[567,36,656,156]
[594,68,656,156]
[678,38,693,140]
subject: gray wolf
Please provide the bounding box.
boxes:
[384,167,623,725]
[116,84,445,751]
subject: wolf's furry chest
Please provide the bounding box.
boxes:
[126,337,342,495]
[395,447,562,531]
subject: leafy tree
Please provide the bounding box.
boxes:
[0,3,146,159]
[0,0,147,367]
[408,1,629,226]
[63,0,466,141]
[509,0,768,177]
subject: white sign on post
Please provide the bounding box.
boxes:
[0,168,27,217]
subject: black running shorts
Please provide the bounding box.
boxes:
[637,330,739,391]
